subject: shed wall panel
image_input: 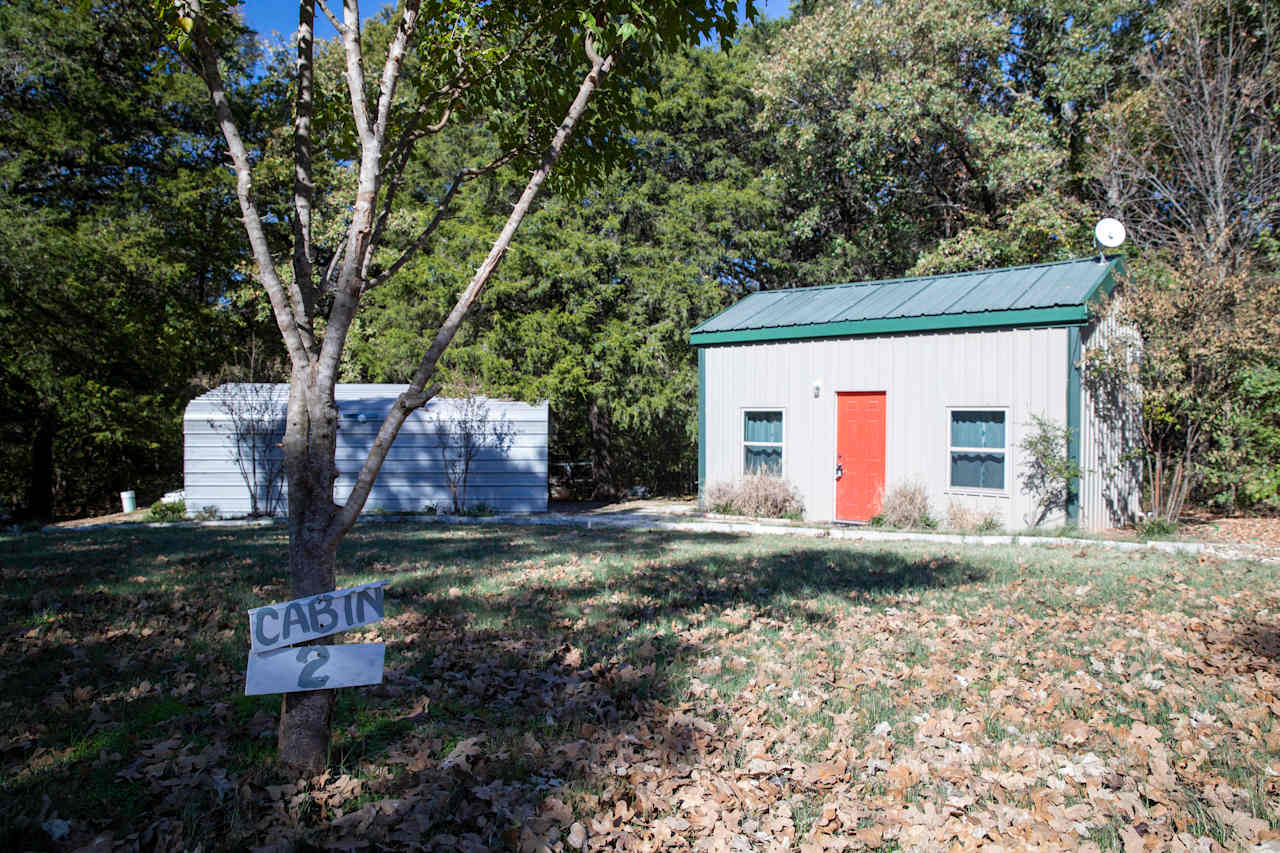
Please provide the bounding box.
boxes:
[184,386,548,518]
[703,327,1070,529]
[1079,308,1143,529]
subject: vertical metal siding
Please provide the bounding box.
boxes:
[183,385,548,518]
[1079,307,1143,530]
[1066,328,1083,524]
[703,327,1071,530]
[697,348,707,502]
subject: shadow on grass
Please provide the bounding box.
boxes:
[1232,623,1280,675]
[0,522,986,850]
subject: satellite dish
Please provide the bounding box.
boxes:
[1094,218,1126,248]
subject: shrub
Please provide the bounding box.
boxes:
[879,481,935,529]
[1018,413,1080,526]
[1135,516,1179,539]
[193,505,220,521]
[946,502,977,531]
[976,514,1003,534]
[1201,365,1280,512]
[705,474,804,519]
[705,481,740,515]
[147,499,186,522]
[946,502,1001,534]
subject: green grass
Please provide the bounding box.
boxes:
[0,522,1277,850]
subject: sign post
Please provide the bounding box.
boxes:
[245,581,388,696]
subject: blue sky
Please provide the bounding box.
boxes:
[238,1,792,41]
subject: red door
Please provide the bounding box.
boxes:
[836,392,886,522]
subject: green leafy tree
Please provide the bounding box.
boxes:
[0,0,264,519]
[167,0,749,773]
[1018,414,1081,526]
[1087,257,1280,522]
[1088,0,1280,520]
[344,32,787,497]
[1203,366,1280,510]
[757,0,1161,280]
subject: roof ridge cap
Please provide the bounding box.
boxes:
[749,256,1103,295]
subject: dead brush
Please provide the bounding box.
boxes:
[705,474,804,519]
[946,501,1002,533]
[946,501,980,531]
[878,480,936,529]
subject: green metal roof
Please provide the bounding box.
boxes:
[690,256,1123,346]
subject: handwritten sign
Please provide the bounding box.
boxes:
[247,581,388,653]
[245,644,385,696]
[244,581,388,696]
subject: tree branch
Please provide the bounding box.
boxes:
[364,174,463,291]
[316,0,421,406]
[459,142,530,178]
[317,1,345,34]
[363,18,549,267]
[320,236,348,292]
[291,0,319,353]
[181,5,312,370]
[340,0,372,145]
[372,0,422,145]
[364,111,439,275]
[328,40,619,540]
[365,140,529,291]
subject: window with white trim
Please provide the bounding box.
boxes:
[949,409,1006,490]
[743,410,783,475]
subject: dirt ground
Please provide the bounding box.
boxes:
[1177,511,1280,557]
[1096,511,1280,560]
[549,498,699,517]
[46,508,151,529]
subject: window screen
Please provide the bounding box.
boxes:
[949,410,1005,489]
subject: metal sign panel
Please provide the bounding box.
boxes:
[245,644,386,696]
[247,581,388,653]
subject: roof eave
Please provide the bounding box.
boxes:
[1082,255,1125,305]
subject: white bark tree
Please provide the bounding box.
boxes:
[1098,0,1278,276]
[162,0,746,774]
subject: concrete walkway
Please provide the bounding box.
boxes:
[41,501,1275,563]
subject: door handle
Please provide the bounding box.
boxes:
[835,464,844,480]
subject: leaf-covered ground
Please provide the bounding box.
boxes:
[2,524,1278,852]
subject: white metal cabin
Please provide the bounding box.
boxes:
[183,384,548,517]
[691,257,1141,531]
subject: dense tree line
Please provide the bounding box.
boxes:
[1,0,1276,518]
[341,25,787,496]
[0,0,284,519]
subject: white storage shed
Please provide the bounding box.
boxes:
[691,257,1142,531]
[184,384,548,517]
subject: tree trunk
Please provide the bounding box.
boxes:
[276,376,341,775]
[589,401,616,500]
[24,411,56,521]
[183,4,622,774]
[276,523,337,774]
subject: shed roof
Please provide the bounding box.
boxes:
[184,384,546,422]
[690,256,1123,346]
